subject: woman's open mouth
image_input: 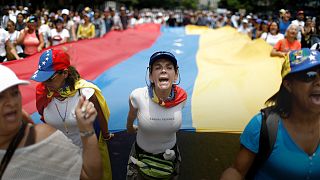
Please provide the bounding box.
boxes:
[310,93,320,105]
[158,77,170,86]
[3,110,17,122]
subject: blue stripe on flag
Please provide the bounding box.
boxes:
[32,26,199,132]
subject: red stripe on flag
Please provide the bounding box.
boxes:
[3,24,161,114]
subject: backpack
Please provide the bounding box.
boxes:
[245,107,280,180]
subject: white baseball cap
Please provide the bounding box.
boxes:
[61,9,69,16]
[242,19,248,23]
[0,65,29,93]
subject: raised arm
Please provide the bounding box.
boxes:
[17,28,27,45]
[75,96,102,180]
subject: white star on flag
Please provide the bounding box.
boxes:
[311,51,317,55]
[42,61,46,65]
[46,57,49,60]
[309,55,315,61]
[173,42,183,47]
[32,71,38,78]
[171,49,183,54]
[38,65,41,69]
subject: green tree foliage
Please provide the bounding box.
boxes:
[181,0,199,9]
[218,0,253,11]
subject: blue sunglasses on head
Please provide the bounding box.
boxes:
[293,68,320,83]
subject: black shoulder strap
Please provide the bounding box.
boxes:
[245,107,279,180]
[0,122,27,178]
[265,112,279,152]
[35,29,40,40]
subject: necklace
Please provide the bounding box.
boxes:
[54,99,69,134]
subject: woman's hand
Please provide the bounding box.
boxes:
[75,96,97,132]
[37,46,43,52]
[127,124,138,134]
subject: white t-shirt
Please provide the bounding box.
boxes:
[130,86,186,154]
[50,28,70,46]
[39,24,52,48]
[291,20,305,42]
[0,28,9,56]
[260,32,284,47]
[9,30,23,54]
[65,20,75,31]
[0,130,82,180]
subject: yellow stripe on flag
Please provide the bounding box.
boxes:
[191,26,284,132]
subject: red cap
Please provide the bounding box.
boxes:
[297,10,304,15]
[31,49,70,82]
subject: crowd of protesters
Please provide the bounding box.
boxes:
[0,3,320,180]
[0,4,319,63]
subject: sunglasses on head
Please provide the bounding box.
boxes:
[293,68,320,82]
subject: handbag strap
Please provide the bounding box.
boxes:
[0,122,27,179]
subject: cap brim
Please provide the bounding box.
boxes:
[150,54,177,66]
[291,61,320,74]
[31,70,55,82]
[0,80,30,93]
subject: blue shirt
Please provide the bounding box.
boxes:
[241,113,320,180]
[279,19,291,35]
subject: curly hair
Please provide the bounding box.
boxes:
[265,75,293,118]
[64,66,80,91]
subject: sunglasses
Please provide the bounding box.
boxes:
[293,68,320,82]
[46,71,62,82]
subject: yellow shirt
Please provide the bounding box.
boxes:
[77,23,95,39]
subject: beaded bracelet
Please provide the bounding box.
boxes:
[79,130,95,138]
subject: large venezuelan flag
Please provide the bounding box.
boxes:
[4,23,286,179]
[4,23,284,133]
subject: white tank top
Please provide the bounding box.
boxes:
[43,91,82,147]
[130,86,186,154]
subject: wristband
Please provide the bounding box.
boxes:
[103,133,114,141]
[79,130,95,138]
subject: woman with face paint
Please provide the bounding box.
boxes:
[126,51,187,180]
